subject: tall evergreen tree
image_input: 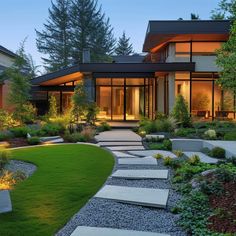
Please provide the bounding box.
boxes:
[70,0,116,63]
[115,32,134,55]
[211,0,236,20]
[36,0,71,71]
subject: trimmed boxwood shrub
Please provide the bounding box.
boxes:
[10,126,29,138]
[27,137,41,145]
[210,147,226,159]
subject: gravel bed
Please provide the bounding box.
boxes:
[5,160,37,177]
[56,150,187,236]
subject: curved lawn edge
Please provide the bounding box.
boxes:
[0,144,114,236]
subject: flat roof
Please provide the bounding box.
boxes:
[32,62,195,85]
[143,20,231,52]
[0,45,17,58]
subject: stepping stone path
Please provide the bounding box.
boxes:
[71,226,170,236]
[69,130,178,236]
[184,151,219,164]
[112,169,169,179]
[95,185,169,208]
[128,150,177,158]
[107,146,145,151]
[118,156,157,165]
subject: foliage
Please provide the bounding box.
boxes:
[174,128,195,137]
[224,131,236,140]
[0,109,18,130]
[36,0,72,71]
[0,170,16,190]
[204,129,217,139]
[71,81,88,122]
[27,137,41,145]
[154,153,163,159]
[163,156,173,166]
[41,123,65,136]
[10,126,29,138]
[173,150,184,158]
[148,139,172,151]
[191,13,200,20]
[216,20,236,94]
[80,126,95,141]
[210,147,226,159]
[192,92,210,110]
[0,132,12,141]
[48,95,58,118]
[0,145,114,235]
[0,42,35,124]
[171,94,191,127]
[211,0,236,20]
[86,102,99,125]
[187,155,200,165]
[64,131,86,142]
[115,32,134,55]
[97,121,111,132]
[0,147,10,170]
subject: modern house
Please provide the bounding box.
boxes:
[32,20,235,121]
[0,45,17,110]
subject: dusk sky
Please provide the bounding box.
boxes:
[1,0,220,68]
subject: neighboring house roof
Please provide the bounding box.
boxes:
[143,20,231,51]
[112,55,145,63]
[0,45,17,58]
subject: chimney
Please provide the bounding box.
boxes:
[82,49,91,63]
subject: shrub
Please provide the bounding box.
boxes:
[27,137,41,145]
[163,156,172,166]
[173,150,184,158]
[188,155,201,165]
[163,139,172,150]
[64,132,86,143]
[86,102,99,125]
[204,129,217,139]
[97,121,111,132]
[224,131,236,140]
[0,147,10,170]
[80,126,95,141]
[10,126,29,138]
[0,109,18,130]
[154,153,163,159]
[155,117,176,132]
[48,95,57,118]
[0,132,12,141]
[13,102,36,124]
[210,147,226,159]
[41,123,65,136]
[0,170,16,190]
[171,94,191,127]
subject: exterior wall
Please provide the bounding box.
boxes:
[168,72,175,113]
[166,43,176,62]
[0,53,14,67]
[157,77,165,113]
[83,75,95,102]
[192,56,219,72]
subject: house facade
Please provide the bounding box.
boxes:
[32,20,235,121]
[0,46,16,110]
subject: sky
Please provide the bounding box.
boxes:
[0,0,221,69]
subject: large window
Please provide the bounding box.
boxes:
[175,43,191,61]
[96,78,155,121]
[192,42,222,56]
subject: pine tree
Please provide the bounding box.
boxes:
[191,13,200,20]
[211,0,236,20]
[36,0,72,71]
[70,0,115,63]
[115,32,134,55]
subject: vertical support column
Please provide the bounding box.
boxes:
[60,91,63,114]
[168,72,175,114]
[212,80,215,121]
[190,72,192,116]
[157,77,165,113]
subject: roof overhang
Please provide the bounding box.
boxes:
[143,20,231,52]
[32,62,195,85]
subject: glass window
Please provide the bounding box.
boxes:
[126,78,144,85]
[175,43,191,57]
[112,78,124,85]
[96,78,111,85]
[175,72,190,80]
[192,42,222,55]
[96,87,111,120]
[175,81,190,109]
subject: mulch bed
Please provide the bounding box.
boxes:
[8,138,29,148]
[208,181,236,234]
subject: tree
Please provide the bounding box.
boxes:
[115,32,134,55]
[171,95,191,127]
[211,0,236,20]
[48,95,58,118]
[216,20,236,93]
[36,0,72,71]
[1,42,36,123]
[191,13,200,20]
[70,0,116,63]
[71,81,88,122]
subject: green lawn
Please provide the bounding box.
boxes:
[0,144,114,236]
